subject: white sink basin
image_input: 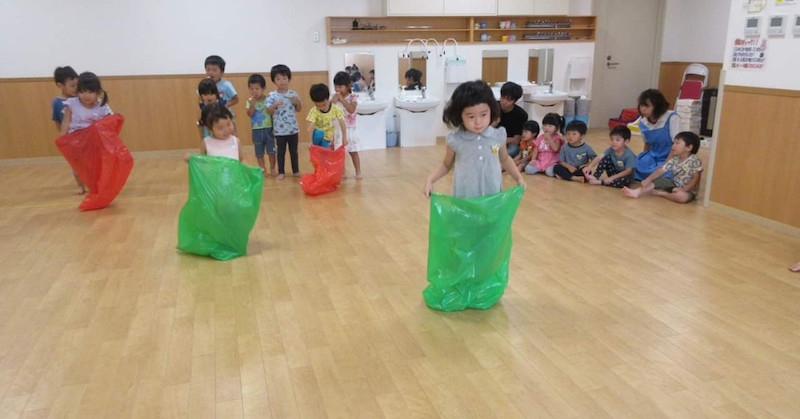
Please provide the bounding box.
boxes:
[524,90,569,106]
[356,99,388,115]
[394,96,440,112]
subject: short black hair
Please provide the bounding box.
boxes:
[610,125,631,140]
[77,72,109,106]
[270,64,292,82]
[351,71,363,82]
[675,131,701,154]
[500,82,523,101]
[198,78,219,96]
[309,83,330,102]
[442,80,500,129]
[204,55,226,72]
[54,66,78,85]
[201,103,233,129]
[523,120,540,136]
[333,71,351,87]
[638,89,670,120]
[405,68,422,82]
[248,74,266,88]
[542,113,565,132]
[565,120,587,136]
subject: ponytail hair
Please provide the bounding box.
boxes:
[542,112,565,134]
[77,72,109,106]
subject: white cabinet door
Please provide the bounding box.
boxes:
[443,0,497,15]
[387,0,444,15]
[534,0,569,15]
[497,0,534,15]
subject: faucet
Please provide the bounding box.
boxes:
[547,81,554,93]
[421,86,426,99]
[368,87,375,101]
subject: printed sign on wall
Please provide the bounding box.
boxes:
[731,38,767,69]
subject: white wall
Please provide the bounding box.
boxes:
[0,0,380,77]
[660,0,731,62]
[722,1,800,90]
[569,0,594,15]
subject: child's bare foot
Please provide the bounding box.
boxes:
[588,177,602,185]
[260,167,267,176]
[292,172,301,177]
[271,169,277,177]
[622,186,641,198]
[355,173,363,180]
[652,189,668,197]
[574,176,585,183]
[75,186,86,195]
[277,174,285,180]
[790,262,800,272]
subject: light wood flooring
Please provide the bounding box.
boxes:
[1,130,799,418]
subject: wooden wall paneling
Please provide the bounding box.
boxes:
[658,61,722,106]
[710,86,800,228]
[0,72,328,160]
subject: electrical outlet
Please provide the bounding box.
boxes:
[313,31,320,42]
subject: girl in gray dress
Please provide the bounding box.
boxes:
[424,81,525,199]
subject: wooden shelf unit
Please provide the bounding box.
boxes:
[327,15,595,45]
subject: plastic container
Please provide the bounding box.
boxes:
[386,131,398,147]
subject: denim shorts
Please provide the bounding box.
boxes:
[252,128,275,157]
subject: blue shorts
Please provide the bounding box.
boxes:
[312,137,331,149]
[252,128,275,157]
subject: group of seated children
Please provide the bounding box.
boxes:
[496,82,703,204]
[196,55,362,180]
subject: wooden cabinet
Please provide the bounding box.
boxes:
[534,0,569,15]
[443,0,497,15]
[497,0,534,15]
[386,0,443,15]
[327,15,595,45]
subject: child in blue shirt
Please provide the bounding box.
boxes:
[204,55,238,108]
[584,126,637,187]
[52,66,78,132]
[553,121,596,183]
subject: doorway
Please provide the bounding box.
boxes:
[590,0,663,128]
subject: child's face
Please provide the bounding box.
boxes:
[313,99,330,111]
[78,90,99,107]
[639,100,653,118]
[334,84,351,96]
[499,96,516,112]
[609,134,627,151]
[58,78,78,97]
[200,93,219,105]
[565,130,583,145]
[273,74,290,90]
[671,138,693,155]
[521,129,536,141]
[542,123,557,135]
[210,117,234,139]
[205,65,223,82]
[461,103,491,134]
[248,84,265,99]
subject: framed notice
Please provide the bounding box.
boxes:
[775,0,796,6]
[731,38,767,69]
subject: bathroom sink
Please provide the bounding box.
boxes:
[394,96,441,112]
[356,99,388,115]
[524,90,569,106]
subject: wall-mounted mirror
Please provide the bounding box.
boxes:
[528,48,554,84]
[481,50,509,86]
[344,52,374,92]
[397,51,426,89]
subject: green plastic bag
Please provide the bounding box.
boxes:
[424,186,524,311]
[177,155,263,261]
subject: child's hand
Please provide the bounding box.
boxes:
[290,96,300,105]
[423,181,434,198]
[275,99,284,107]
[516,178,527,190]
[331,94,341,103]
[582,167,592,177]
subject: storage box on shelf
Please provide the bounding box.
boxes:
[327,16,595,45]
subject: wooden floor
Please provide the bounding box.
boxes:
[1,130,799,419]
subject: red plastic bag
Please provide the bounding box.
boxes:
[55,114,134,210]
[299,145,345,196]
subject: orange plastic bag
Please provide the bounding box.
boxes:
[55,114,134,210]
[299,145,345,196]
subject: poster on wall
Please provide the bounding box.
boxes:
[775,0,796,6]
[731,38,767,69]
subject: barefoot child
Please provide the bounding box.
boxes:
[623,131,702,203]
[553,120,596,183]
[514,121,539,172]
[584,125,637,187]
[332,71,363,179]
[245,74,275,176]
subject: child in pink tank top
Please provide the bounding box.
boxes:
[187,104,243,162]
